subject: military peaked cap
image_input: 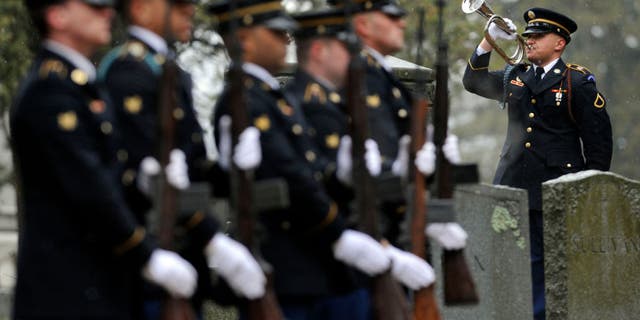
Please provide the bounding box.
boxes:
[291,8,350,41]
[208,0,298,33]
[328,0,406,18]
[24,0,114,11]
[522,7,577,43]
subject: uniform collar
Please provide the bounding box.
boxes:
[243,62,280,90]
[43,40,96,82]
[365,46,392,72]
[533,57,560,79]
[128,25,169,56]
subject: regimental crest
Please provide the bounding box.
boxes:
[303,83,327,104]
[39,59,68,79]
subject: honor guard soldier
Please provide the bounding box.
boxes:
[99,0,266,316]
[462,7,613,320]
[285,7,436,318]
[11,0,199,318]
[330,0,469,253]
[208,1,407,318]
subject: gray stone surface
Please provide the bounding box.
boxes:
[543,170,640,320]
[432,183,532,320]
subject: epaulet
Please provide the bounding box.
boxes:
[303,82,327,104]
[38,59,68,80]
[566,63,591,74]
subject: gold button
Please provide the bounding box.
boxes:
[281,221,291,230]
[117,149,128,162]
[292,124,303,135]
[305,150,316,162]
[314,172,323,181]
[397,109,408,118]
[122,169,135,185]
[566,163,572,168]
[526,127,533,133]
[531,98,537,104]
[509,92,513,97]
[525,142,531,148]
[100,121,113,135]
[173,108,184,120]
[529,112,535,118]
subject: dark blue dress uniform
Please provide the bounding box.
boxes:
[213,67,350,302]
[99,30,219,310]
[11,45,154,319]
[462,8,612,320]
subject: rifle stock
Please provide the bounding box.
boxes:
[226,2,283,318]
[344,2,409,319]
[433,0,479,306]
[156,56,197,320]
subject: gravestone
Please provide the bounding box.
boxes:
[543,170,640,320]
[431,183,533,320]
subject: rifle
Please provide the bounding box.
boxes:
[409,8,441,320]
[155,2,197,318]
[344,2,410,319]
[226,1,284,318]
[433,0,479,305]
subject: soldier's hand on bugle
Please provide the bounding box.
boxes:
[488,18,517,41]
[205,233,266,299]
[142,249,198,298]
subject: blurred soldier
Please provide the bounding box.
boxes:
[11,0,198,318]
[462,7,612,320]
[331,0,469,253]
[99,0,266,317]
[284,7,436,319]
[208,1,410,318]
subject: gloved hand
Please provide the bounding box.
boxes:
[425,222,468,250]
[142,249,198,298]
[217,115,262,171]
[442,134,461,164]
[333,230,390,276]
[205,233,266,299]
[166,149,190,190]
[137,156,161,196]
[415,141,436,176]
[487,18,517,41]
[391,135,411,178]
[384,244,435,290]
[337,136,382,185]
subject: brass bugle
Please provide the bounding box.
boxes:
[462,0,528,65]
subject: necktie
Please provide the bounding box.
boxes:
[535,67,544,84]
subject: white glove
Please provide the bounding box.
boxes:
[205,233,266,299]
[364,139,382,177]
[425,222,468,250]
[333,230,390,276]
[442,134,461,164]
[488,18,517,41]
[337,136,382,184]
[415,141,436,176]
[217,115,232,170]
[137,156,161,195]
[142,249,198,298]
[234,126,261,170]
[391,135,411,178]
[385,244,435,290]
[166,149,190,190]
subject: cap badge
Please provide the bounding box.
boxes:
[528,11,535,19]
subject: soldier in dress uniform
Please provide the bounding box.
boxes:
[99,0,266,317]
[330,0,469,255]
[462,7,613,320]
[207,1,414,318]
[11,0,199,318]
[284,7,436,318]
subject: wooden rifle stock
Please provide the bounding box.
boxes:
[410,8,441,320]
[156,57,197,320]
[344,3,409,318]
[226,2,283,318]
[433,0,479,306]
